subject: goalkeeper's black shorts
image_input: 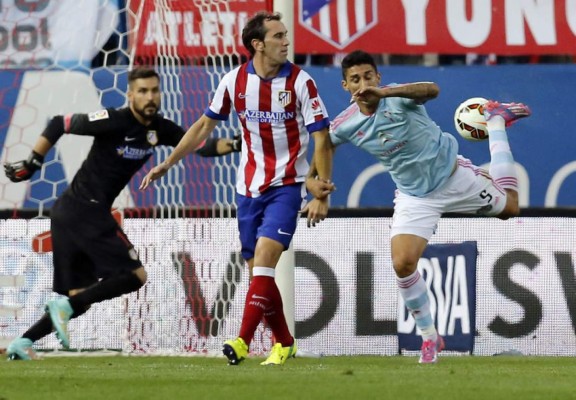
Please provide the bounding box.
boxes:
[50,192,142,295]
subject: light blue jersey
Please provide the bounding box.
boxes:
[330,89,458,197]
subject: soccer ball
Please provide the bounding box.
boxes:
[454,97,489,141]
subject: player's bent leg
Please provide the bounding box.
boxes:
[496,189,520,220]
[391,234,428,278]
[253,237,285,268]
[68,268,145,310]
[52,268,145,349]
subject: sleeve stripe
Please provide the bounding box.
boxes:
[64,114,73,132]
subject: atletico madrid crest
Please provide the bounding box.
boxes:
[277,90,292,107]
[147,130,158,145]
[299,0,378,49]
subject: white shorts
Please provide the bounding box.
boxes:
[391,156,507,240]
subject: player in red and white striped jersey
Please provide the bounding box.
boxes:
[207,56,328,197]
[141,11,335,365]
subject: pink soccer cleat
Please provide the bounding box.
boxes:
[419,336,445,364]
[483,101,531,126]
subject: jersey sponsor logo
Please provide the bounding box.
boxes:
[380,140,407,157]
[277,90,292,107]
[147,130,158,145]
[310,98,324,116]
[241,109,295,123]
[116,145,154,160]
[88,109,109,121]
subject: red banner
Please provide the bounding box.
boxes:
[129,0,576,57]
[296,0,576,55]
[128,0,270,58]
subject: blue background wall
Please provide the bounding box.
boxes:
[0,65,573,208]
[308,64,572,207]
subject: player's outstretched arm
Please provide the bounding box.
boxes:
[139,115,219,189]
[4,136,53,182]
[355,82,440,104]
[195,135,241,157]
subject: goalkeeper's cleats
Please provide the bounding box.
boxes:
[483,101,531,126]
[46,298,73,349]
[223,337,249,366]
[260,341,297,366]
[419,336,445,364]
[7,338,38,361]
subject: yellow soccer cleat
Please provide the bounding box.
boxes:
[223,337,249,366]
[260,341,297,366]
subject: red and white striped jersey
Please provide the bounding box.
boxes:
[206,61,329,198]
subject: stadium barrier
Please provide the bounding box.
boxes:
[1,208,575,357]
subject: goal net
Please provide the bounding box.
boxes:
[0,0,274,356]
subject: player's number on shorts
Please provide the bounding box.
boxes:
[480,190,493,203]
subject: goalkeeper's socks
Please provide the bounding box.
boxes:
[238,267,275,345]
[487,118,517,191]
[22,302,92,343]
[68,271,143,312]
[397,270,437,341]
[22,314,53,342]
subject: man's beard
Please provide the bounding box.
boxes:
[135,104,158,121]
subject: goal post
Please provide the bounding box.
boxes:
[272,0,297,337]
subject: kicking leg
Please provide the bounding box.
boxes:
[484,100,531,219]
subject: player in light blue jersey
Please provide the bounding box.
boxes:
[305,50,530,364]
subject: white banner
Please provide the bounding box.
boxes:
[0,0,119,68]
[1,216,575,356]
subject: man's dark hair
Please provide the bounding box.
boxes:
[341,51,378,80]
[128,67,159,84]
[242,11,282,57]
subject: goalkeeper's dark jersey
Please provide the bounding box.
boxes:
[49,107,184,208]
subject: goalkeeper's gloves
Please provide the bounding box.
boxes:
[230,134,241,152]
[4,151,44,182]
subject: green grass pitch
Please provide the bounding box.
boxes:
[1,355,574,400]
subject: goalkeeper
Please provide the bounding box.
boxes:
[4,67,240,360]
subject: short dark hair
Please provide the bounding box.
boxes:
[128,67,159,84]
[341,51,378,80]
[242,11,282,57]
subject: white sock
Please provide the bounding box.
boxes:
[397,270,437,342]
[487,116,517,191]
[253,266,275,278]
